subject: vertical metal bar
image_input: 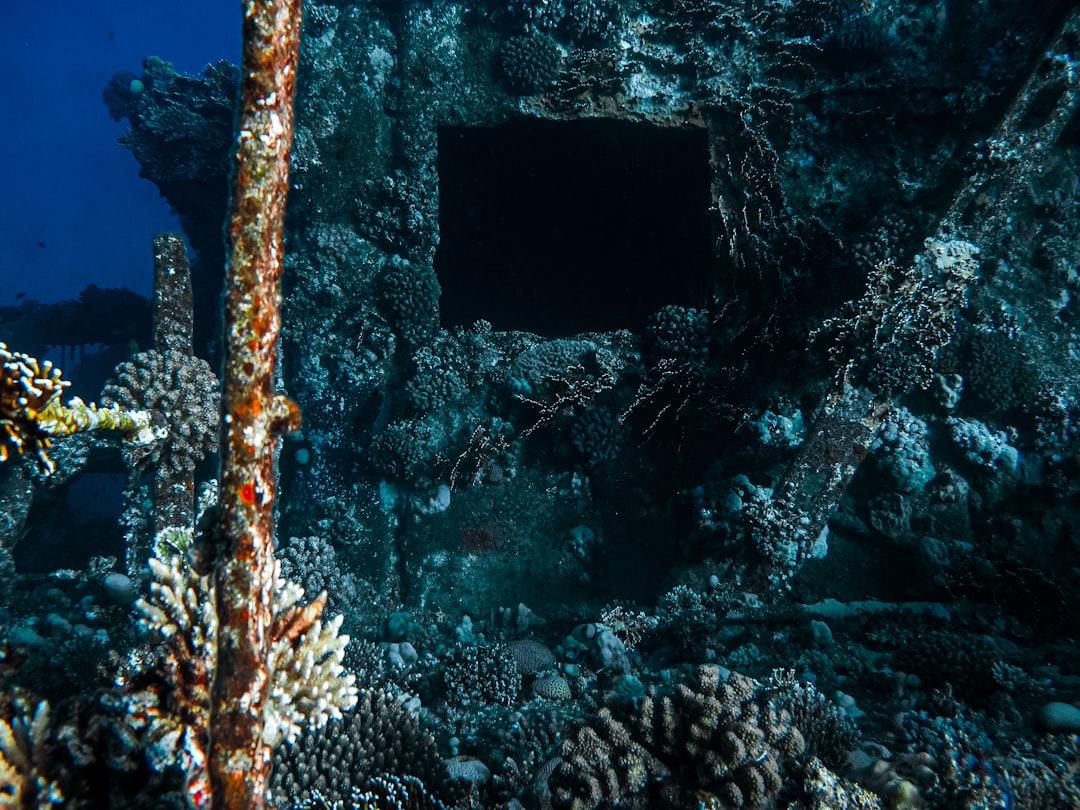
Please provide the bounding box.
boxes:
[210,0,302,806]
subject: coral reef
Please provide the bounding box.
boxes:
[135,552,357,800]
[0,690,62,807]
[638,667,806,806]
[548,707,668,809]
[377,255,442,352]
[4,1,1080,809]
[437,644,523,711]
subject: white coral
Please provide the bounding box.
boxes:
[264,564,358,746]
[136,556,217,657]
[137,554,357,749]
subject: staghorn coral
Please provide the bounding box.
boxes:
[1,342,156,475]
[102,348,219,474]
[267,689,446,808]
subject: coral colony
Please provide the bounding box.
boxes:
[3,1,1080,808]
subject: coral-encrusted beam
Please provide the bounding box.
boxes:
[210,0,302,808]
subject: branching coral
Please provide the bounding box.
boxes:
[266,578,356,746]
[135,553,357,799]
[268,690,446,808]
[1,342,157,475]
[376,255,441,351]
[549,707,668,809]
[439,644,523,711]
[0,690,63,807]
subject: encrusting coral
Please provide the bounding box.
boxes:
[0,342,158,475]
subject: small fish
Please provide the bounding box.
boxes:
[14,292,25,300]
[37,241,46,248]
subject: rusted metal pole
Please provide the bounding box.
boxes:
[210,0,302,807]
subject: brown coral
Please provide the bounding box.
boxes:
[549,707,668,810]
[102,348,219,473]
[638,666,805,807]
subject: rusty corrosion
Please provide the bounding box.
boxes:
[210,0,303,807]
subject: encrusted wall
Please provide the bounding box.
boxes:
[265,0,1075,617]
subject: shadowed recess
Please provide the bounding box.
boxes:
[436,118,712,336]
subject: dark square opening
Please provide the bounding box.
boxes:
[435,118,713,336]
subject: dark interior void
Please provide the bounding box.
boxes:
[435,118,713,336]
